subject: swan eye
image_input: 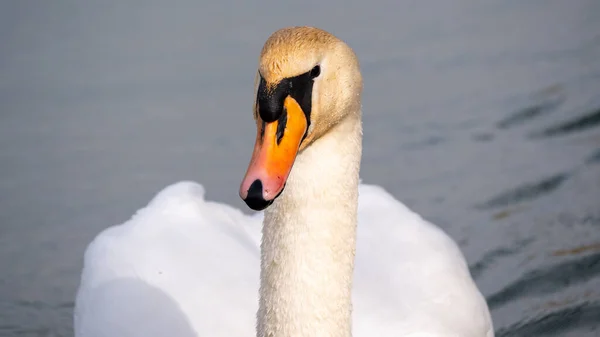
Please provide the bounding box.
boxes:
[309,65,321,79]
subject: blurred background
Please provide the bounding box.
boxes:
[1,0,599,336]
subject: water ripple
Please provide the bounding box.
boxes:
[476,173,568,209]
[469,238,533,280]
[495,302,600,337]
[531,108,600,138]
[487,252,600,310]
[496,86,565,129]
[585,148,600,165]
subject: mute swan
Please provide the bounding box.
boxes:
[74,27,494,337]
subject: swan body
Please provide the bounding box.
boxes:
[74,26,494,337]
[75,181,493,337]
[74,183,262,337]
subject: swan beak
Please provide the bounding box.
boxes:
[240,96,308,211]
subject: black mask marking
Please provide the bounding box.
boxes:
[276,109,287,145]
[256,70,315,138]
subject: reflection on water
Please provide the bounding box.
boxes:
[1,0,599,336]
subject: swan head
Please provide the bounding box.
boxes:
[239,26,362,211]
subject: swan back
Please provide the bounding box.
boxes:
[353,184,494,337]
[74,182,261,337]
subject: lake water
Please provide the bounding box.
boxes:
[1,1,599,336]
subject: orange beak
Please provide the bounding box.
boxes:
[239,96,308,210]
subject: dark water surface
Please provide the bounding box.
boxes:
[1,1,599,336]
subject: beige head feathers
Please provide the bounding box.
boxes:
[241,26,363,210]
[256,26,363,148]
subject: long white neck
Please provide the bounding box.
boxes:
[257,112,362,337]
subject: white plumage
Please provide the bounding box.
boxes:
[74,181,493,337]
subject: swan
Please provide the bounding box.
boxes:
[74,27,494,337]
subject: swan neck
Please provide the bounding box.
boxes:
[258,113,362,337]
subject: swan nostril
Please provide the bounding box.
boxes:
[243,179,274,211]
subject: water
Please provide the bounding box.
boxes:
[1,1,599,336]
